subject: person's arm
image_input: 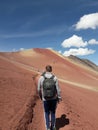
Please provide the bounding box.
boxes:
[37,77,42,100]
[55,77,62,102]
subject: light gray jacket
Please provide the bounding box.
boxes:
[37,72,61,101]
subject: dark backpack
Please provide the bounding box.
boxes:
[42,74,57,100]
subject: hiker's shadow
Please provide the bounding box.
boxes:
[56,114,69,130]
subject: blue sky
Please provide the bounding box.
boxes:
[0,0,98,65]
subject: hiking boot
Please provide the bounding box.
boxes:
[50,126,56,130]
[53,127,56,130]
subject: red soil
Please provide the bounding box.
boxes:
[0,48,98,130]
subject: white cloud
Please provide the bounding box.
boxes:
[88,39,98,45]
[61,35,87,48]
[58,50,62,54]
[74,12,98,30]
[63,48,95,56]
[20,48,25,51]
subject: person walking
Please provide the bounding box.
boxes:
[38,65,62,130]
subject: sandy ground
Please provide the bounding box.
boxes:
[0,48,98,130]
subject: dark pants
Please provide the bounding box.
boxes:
[43,99,57,129]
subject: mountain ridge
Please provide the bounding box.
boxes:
[0,48,98,130]
[68,55,98,72]
[0,48,97,70]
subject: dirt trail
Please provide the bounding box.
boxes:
[27,81,98,130]
[28,98,70,130]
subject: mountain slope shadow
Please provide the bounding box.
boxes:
[56,114,69,130]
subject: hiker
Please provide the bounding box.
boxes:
[38,65,62,130]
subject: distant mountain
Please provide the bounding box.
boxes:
[0,48,98,130]
[68,55,98,72]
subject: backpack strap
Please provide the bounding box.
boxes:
[41,71,46,76]
[42,72,55,80]
[41,72,47,79]
[50,75,55,79]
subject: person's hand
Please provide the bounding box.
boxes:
[38,91,42,100]
[57,97,62,103]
